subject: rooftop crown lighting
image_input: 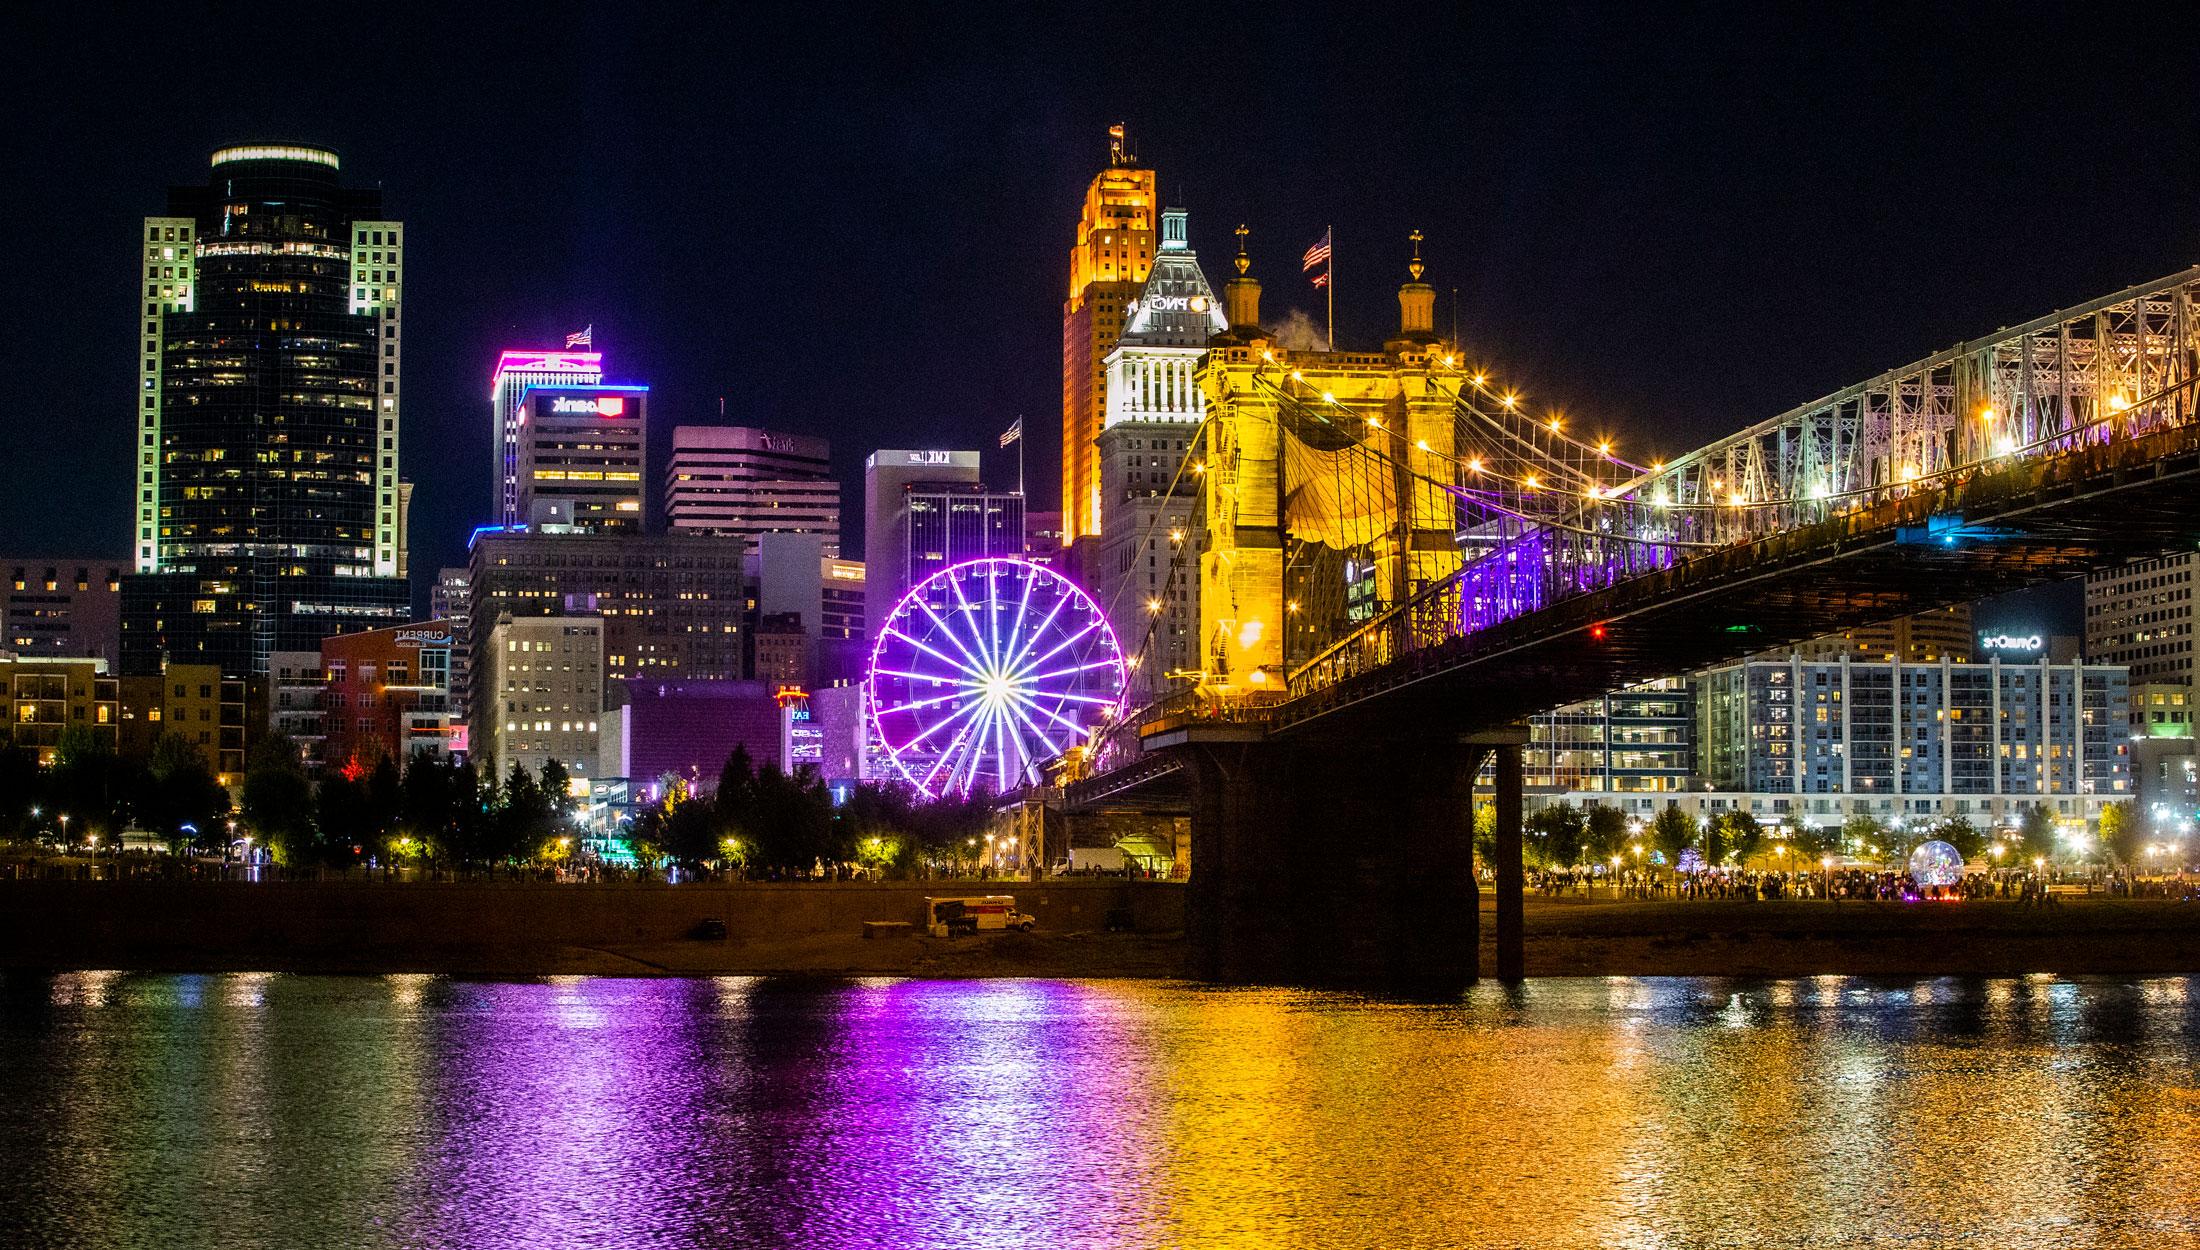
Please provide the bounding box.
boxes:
[211,144,339,169]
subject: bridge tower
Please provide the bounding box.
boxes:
[1196,235,1465,689]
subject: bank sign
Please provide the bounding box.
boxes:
[548,395,626,417]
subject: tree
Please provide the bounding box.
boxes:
[1648,806,1694,867]
[713,746,758,838]
[0,743,41,842]
[656,776,721,869]
[399,749,454,860]
[486,764,551,864]
[1839,812,1887,860]
[1526,803,1586,869]
[242,733,316,863]
[2098,800,2140,867]
[2017,804,2059,865]
[1928,814,1986,863]
[750,764,840,873]
[48,724,126,839]
[316,770,374,866]
[1471,801,1497,868]
[137,732,230,853]
[1583,805,1630,866]
[539,758,575,823]
[1716,811,1764,867]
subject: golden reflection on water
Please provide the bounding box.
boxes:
[8,973,2200,1248]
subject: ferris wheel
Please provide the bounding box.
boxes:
[866,557,1128,797]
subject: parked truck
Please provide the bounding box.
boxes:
[923,895,1036,937]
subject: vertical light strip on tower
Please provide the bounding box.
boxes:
[135,216,196,572]
[352,220,403,575]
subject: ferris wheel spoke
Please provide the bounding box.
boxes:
[894,693,989,753]
[1017,657,1123,685]
[1000,697,1072,766]
[999,589,1072,677]
[872,689,974,716]
[872,667,984,687]
[918,713,983,795]
[1010,617,1103,679]
[1010,687,1096,736]
[944,568,999,671]
[913,599,993,678]
[882,624,986,682]
[998,558,1038,669]
[1038,691,1126,707]
[984,561,1005,675]
[955,703,996,795]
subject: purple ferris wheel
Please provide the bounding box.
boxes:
[866,557,1128,798]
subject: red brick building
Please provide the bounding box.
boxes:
[321,620,458,773]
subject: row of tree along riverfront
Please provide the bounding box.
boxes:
[1496,799,2167,876]
[3,730,1014,881]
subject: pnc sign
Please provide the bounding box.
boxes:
[550,396,627,417]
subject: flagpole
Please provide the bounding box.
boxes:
[1016,415,1025,497]
[1325,224,1335,349]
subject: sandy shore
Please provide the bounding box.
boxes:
[10,882,2200,980]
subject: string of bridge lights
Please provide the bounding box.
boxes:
[1249,349,2176,516]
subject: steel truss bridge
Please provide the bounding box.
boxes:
[1073,262,2200,806]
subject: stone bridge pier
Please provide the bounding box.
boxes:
[1178,725,1528,986]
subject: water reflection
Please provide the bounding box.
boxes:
[3,974,2200,1247]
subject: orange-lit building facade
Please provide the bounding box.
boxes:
[321,620,458,772]
[1061,126,1155,549]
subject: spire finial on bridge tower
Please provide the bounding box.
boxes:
[1393,229,1437,347]
[1220,224,1263,341]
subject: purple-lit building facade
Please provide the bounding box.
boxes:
[600,679,784,798]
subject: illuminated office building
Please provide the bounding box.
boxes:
[515,385,648,531]
[667,426,839,555]
[122,143,411,677]
[465,527,748,753]
[4,558,124,667]
[491,349,605,526]
[1061,124,1156,548]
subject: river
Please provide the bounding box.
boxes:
[3,973,2197,1248]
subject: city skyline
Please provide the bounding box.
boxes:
[14,6,2200,608]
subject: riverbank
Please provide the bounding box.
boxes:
[9,880,2200,979]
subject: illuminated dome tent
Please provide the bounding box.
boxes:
[866,558,1127,797]
[1908,839,1965,888]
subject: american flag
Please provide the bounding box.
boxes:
[1301,229,1332,271]
[999,416,1022,448]
[565,325,593,348]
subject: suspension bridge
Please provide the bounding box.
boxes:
[1066,251,2200,985]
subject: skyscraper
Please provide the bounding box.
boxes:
[666,425,839,554]
[863,449,982,641]
[491,349,605,526]
[514,384,649,530]
[1061,124,1156,551]
[122,144,411,678]
[1094,207,1226,700]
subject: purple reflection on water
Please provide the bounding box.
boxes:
[394,977,1166,1249]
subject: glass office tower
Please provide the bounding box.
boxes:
[123,144,410,677]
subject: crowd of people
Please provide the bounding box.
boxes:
[1529,864,2200,905]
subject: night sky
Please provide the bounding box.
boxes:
[9,4,2200,632]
